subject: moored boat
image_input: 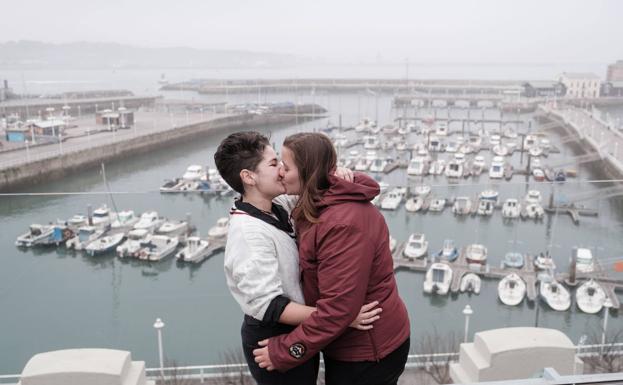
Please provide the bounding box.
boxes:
[460,273,481,294]
[423,263,453,295]
[498,273,526,306]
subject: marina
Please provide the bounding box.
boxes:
[1,76,622,374]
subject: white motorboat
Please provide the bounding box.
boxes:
[521,203,545,220]
[529,146,544,157]
[91,205,116,228]
[414,184,431,197]
[407,157,428,176]
[534,252,557,270]
[363,135,380,150]
[498,273,526,306]
[66,225,107,251]
[489,134,501,146]
[381,189,403,210]
[445,140,459,153]
[382,124,398,135]
[471,156,486,175]
[489,156,505,179]
[137,235,179,262]
[454,152,466,165]
[157,220,189,237]
[524,134,538,149]
[465,244,487,265]
[533,168,545,182]
[428,159,446,175]
[574,248,594,273]
[182,165,205,181]
[492,143,509,157]
[85,233,125,256]
[524,190,542,206]
[540,280,571,312]
[576,279,606,314]
[452,196,472,215]
[396,141,408,151]
[477,198,495,216]
[459,143,476,155]
[369,157,388,173]
[435,121,448,136]
[423,263,453,295]
[176,236,211,263]
[468,136,483,148]
[403,233,428,259]
[133,211,165,233]
[378,181,390,193]
[428,136,442,152]
[502,198,521,219]
[66,214,88,230]
[435,239,458,261]
[354,158,371,171]
[480,190,499,203]
[445,160,463,178]
[15,224,55,247]
[355,117,375,133]
[111,210,139,230]
[503,126,518,139]
[405,196,424,212]
[460,273,481,294]
[208,217,229,238]
[429,198,446,212]
[117,228,151,258]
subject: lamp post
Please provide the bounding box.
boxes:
[600,297,614,354]
[25,139,30,161]
[463,305,473,343]
[154,318,165,378]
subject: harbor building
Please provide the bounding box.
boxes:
[601,80,623,97]
[558,73,600,99]
[521,81,565,98]
[606,60,623,82]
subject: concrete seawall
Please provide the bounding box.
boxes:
[0,112,318,192]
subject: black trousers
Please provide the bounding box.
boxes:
[241,315,319,385]
[323,337,410,385]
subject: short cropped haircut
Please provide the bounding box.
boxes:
[214,131,270,195]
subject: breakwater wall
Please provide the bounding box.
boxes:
[0,111,318,192]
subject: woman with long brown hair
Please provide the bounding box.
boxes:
[254,132,410,385]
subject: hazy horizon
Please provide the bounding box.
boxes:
[1,0,622,64]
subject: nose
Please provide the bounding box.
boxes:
[278,163,285,178]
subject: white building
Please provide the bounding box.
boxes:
[559,72,601,99]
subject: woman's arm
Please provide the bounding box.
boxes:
[279,301,382,329]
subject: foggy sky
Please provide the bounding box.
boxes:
[2,0,622,63]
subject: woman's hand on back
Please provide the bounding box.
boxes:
[334,167,354,183]
[350,301,382,330]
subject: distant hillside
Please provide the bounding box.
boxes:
[0,41,302,69]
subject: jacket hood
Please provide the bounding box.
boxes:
[317,172,380,209]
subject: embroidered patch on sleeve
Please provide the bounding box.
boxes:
[288,342,306,359]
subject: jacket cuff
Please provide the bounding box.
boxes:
[267,335,299,372]
[261,295,291,326]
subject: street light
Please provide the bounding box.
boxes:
[600,297,614,354]
[463,305,473,343]
[153,318,165,378]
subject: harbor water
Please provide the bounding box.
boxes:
[1,69,622,374]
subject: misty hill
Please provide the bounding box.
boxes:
[0,41,302,69]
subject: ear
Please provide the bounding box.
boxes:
[240,169,256,187]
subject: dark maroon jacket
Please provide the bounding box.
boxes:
[268,172,410,371]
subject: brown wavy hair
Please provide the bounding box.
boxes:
[283,132,337,224]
